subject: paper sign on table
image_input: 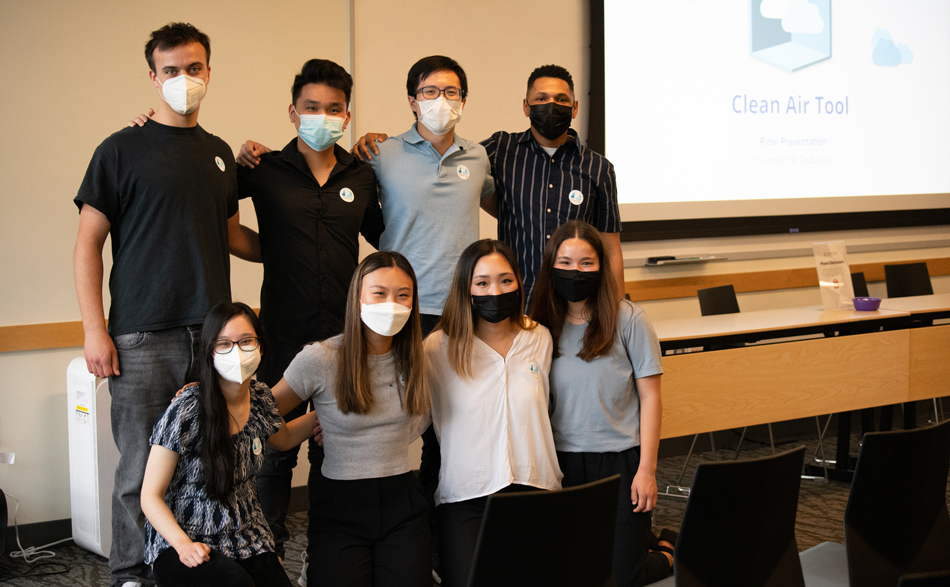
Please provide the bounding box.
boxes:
[813,241,855,310]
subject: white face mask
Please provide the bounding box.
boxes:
[158,74,207,115]
[360,302,412,337]
[213,346,261,384]
[416,97,463,136]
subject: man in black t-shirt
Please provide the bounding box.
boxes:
[73,23,238,587]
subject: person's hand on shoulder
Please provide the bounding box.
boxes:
[236,141,271,168]
[350,133,389,161]
[127,108,155,128]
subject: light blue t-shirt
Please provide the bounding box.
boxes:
[369,124,495,315]
[549,300,664,453]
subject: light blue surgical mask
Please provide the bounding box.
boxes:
[293,107,345,152]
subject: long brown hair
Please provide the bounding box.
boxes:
[335,252,429,416]
[197,302,268,504]
[438,239,535,378]
[530,220,619,360]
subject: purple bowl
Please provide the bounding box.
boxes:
[853,297,881,311]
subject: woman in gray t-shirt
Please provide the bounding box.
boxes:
[531,220,673,587]
[268,251,432,587]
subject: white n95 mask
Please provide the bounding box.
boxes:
[213,346,261,384]
[417,97,462,136]
[361,302,412,336]
[159,74,207,115]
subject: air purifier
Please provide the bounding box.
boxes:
[66,357,118,558]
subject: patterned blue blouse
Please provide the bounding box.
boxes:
[144,381,283,564]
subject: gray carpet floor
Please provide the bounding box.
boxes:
[2,423,947,586]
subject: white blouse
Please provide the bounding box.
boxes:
[424,323,563,506]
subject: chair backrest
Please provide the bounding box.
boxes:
[898,570,950,586]
[467,475,619,587]
[851,272,870,298]
[844,420,950,587]
[884,262,934,298]
[673,446,806,587]
[697,284,740,316]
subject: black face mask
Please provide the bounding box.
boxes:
[552,269,601,303]
[471,290,521,323]
[528,102,573,141]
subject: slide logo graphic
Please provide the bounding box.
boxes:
[751,0,831,72]
[871,29,913,67]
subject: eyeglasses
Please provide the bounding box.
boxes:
[414,86,463,101]
[213,337,260,354]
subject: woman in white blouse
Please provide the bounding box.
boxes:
[424,239,563,587]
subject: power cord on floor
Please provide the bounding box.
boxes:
[0,493,71,581]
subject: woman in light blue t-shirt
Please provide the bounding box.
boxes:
[531,220,675,587]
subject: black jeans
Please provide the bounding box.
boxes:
[558,447,671,587]
[152,548,291,587]
[307,472,431,587]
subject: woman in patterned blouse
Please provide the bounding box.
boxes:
[140,302,318,587]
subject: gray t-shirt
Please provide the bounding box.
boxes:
[549,300,663,453]
[283,335,429,480]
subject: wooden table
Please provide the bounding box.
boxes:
[653,304,950,440]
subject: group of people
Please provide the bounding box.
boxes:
[73,21,672,587]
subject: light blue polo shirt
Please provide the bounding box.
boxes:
[369,124,495,315]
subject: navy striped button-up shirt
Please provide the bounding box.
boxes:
[482,129,621,303]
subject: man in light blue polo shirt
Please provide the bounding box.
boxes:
[370,55,494,329]
[239,55,493,332]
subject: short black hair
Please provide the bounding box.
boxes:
[406,55,468,99]
[527,64,574,95]
[145,23,211,73]
[292,59,353,106]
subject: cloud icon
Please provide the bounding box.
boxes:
[782,0,824,34]
[897,43,914,64]
[760,0,794,19]
[872,30,913,66]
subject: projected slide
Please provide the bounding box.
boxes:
[605,1,950,211]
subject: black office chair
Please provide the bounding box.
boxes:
[799,420,950,587]
[898,570,950,586]
[884,262,934,298]
[850,271,870,297]
[654,447,807,587]
[467,475,619,587]
[697,284,740,315]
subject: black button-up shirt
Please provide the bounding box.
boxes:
[482,129,620,303]
[237,140,383,366]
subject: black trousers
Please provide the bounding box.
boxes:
[435,484,535,587]
[152,548,291,587]
[307,472,431,587]
[558,447,672,587]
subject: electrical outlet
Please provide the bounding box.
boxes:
[0,452,14,464]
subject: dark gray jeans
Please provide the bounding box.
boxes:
[109,326,201,586]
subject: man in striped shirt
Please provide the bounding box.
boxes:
[353,64,624,306]
[479,64,623,305]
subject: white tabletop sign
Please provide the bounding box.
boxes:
[814,241,855,310]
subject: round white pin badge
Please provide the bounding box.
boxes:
[568,190,584,205]
[340,187,355,203]
[215,156,226,172]
[457,165,470,180]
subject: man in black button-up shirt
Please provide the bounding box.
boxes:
[233,59,383,564]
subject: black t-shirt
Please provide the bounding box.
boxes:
[238,140,383,361]
[75,121,238,335]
